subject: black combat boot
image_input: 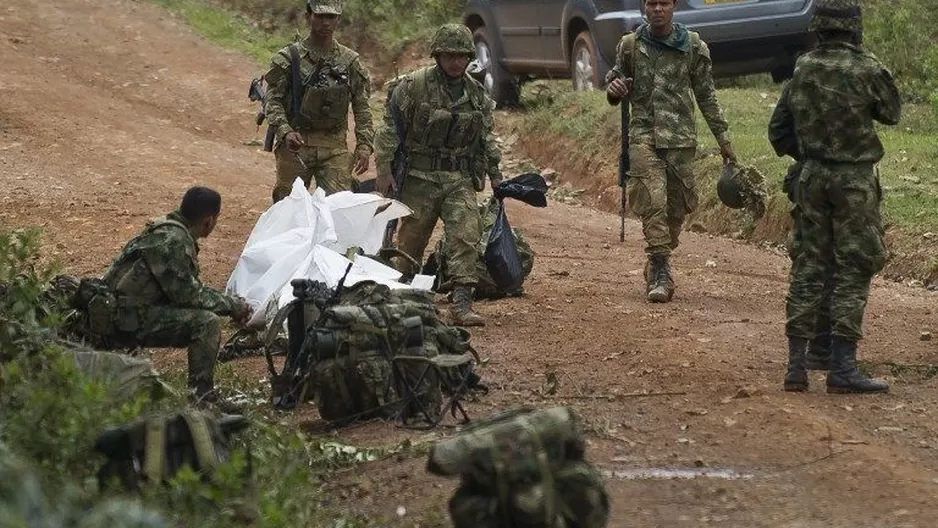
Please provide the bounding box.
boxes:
[190,378,244,414]
[646,254,674,303]
[450,285,485,327]
[826,336,889,394]
[805,331,832,370]
[784,336,809,392]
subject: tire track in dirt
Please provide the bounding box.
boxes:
[3,0,938,525]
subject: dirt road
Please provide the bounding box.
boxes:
[3,0,938,526]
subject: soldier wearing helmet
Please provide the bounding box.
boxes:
[262,0,375,202]
[604,0,737,304]
[776,0,901,394]
[374,23,503,327]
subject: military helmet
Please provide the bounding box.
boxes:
[429,24,475,58]
[809,0,862,35]
[717,163,768,219]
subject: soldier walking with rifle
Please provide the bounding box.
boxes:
[605,0,736,303]
[375,24,504,327]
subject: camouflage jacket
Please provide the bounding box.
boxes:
[786,41,901,163]
[262,36,374,153]
[768,81,799,160]
[101,211,235,315]
[606,23,730,149]
[375,65,501,183]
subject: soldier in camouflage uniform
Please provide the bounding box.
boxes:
[375,24,503,327]
[605,0,736,303]
[99,187,252,405]
[778,0,900,393]
[769,81,834,372]
[262,0,374,202]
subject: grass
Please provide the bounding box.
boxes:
[512,80,938,282]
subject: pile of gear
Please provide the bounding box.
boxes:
[265,273,488,428]
[427,406,610,527]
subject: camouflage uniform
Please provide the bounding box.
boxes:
[263,0,374,202]
[769,81,834,370]
[606,23,731,302]
[778,0,900,393]
[375,24,502,326]
[101,211,241,399]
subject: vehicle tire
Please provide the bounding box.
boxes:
[571,30,601,91]
[473,26,520,108]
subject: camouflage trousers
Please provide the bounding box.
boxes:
[786,160,886,341]
[785,161,832,341]
[627,144,697,256]
[395,174,482,286]
[272,142,357,203]
[123,306,222,394]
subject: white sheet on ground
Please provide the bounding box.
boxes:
[226,178,431,328]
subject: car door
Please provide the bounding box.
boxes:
[492,0,542,66]
[537,0,566,67]
[675,0,813,43]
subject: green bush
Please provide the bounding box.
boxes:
[864,0,938,103]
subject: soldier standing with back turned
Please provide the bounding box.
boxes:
[779,0,900,393]
[262,0,374,202]
[605,0,737,303]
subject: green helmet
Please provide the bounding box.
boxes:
[429,24,475,58]
[809,0,862,36]
[717,163,768,219]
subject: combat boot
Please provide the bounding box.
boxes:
[646,254,674,303]
[826,336,889,394]
[805,331,832,370]
[191,379,244,415]
[450,286,485,327]
[784,336,809,392]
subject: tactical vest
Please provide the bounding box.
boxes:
[403,68,487,171]
[287,44,357,133]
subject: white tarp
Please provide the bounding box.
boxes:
[226,178,430,328]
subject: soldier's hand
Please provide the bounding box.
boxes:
[376,173,397,196]
[606,77,632,101]
[719,141,738,165]
[231,300,254,327]
[353,151,370,175]
[285,131,305,152]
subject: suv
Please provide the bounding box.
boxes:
[463,0,817,107]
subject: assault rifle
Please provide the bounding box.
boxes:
[609,66,631,243]
[381,88,409,249]
[247,43,303,152]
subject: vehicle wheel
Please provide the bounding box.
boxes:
[473,26,520,108]
[571,30,601,91]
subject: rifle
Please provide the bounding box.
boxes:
[613,68,631,243]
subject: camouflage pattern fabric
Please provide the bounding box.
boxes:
[810,0,863,36]
[272,144,355,201]
[97,211,239,395]
[395,176,482,285]
[429,24,476,57]
[726,164,768,219]
[429,196,535,298]
[606,25,730,149]
[783,37,901,341]
[263,37,373,198]
[69,347,177,401]
[0,441,169,527]
[308,0,342,15]
[427,406,609,528]
[627,144,696,256]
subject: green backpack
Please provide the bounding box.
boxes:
[427,406,609,528]
[266,278,487,428]
[425,196,535,299]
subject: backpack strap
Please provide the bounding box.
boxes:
[289,43,302,122]
[180,411,219,474]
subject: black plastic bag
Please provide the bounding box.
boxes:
[484,199,524,292]
[493,172,549,207]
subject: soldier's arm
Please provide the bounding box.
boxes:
[262,50,295,145]
[690,40,731,146]
[374,79,413,180]
[605,36,630,106]
[870,64,901,126]
[481,92,502,181]
[768,82,799,160]
[349,57,375,156]
[142,235,235,316]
